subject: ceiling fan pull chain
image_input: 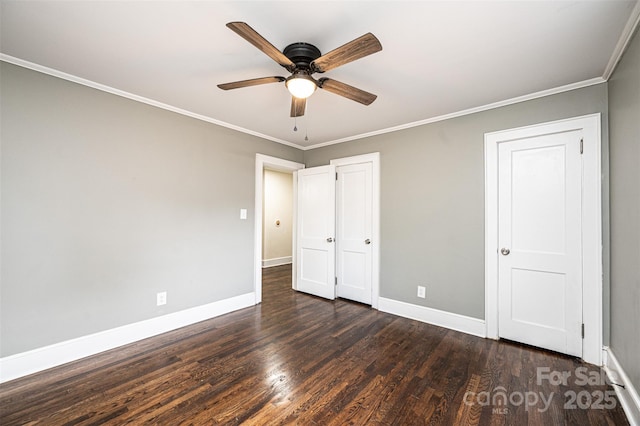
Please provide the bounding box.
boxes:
[293,117,298,132]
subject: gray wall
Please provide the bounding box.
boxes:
[0,62,303,356]
[608,28,640,395]
[1,56,624,367]
[305,84,610,322]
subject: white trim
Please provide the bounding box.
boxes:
[603,346,640,425]
[292,173,299,290]
[302,78,605,150]
[602,1,640,81]
[254,154,305,303]
[330,153,381,309]
[378,297,486,338]
[484,113,603,365]
[262,256,292,268]
[2,55,606,151]
[0,54,300,149]
[0,292,255,383]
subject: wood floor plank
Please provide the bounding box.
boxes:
[0,264,630,425]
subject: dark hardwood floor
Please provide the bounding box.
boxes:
[0,264,629,425]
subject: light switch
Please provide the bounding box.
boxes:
[240,209,247,220]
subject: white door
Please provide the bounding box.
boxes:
[498,131,582,356]
[296,165,336,299]
[336,163,373,304]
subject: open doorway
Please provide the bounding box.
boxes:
[254,154,304,304]
[262,169,293,261]
[262,169,294,305]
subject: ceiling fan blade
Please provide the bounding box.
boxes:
[226,22,295,71]
[311,33,382,73]
[218,76,285,90]
[290,97,306,117]
[318,78,377,105]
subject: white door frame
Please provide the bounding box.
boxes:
[484,114,602,365]
[331,152,381,309]
[254,154,305,304]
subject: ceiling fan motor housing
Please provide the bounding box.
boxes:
[283,42,321,70]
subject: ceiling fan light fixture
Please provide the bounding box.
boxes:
[286,73,317,99]
[219,23,382,117]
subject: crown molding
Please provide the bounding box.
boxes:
[602,0,640,81]
[0,54,305,150]
[2,54,607,152]
[302,77,606,150]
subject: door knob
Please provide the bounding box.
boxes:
[365,239,371,245]
[326,237,334,243]
[501,248,510,255]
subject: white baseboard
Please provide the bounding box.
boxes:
[378,297,486,338]
[603,346,640,425]
[262,256,292,268]
[0,292,256,384]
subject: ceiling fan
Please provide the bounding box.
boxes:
[218,22,382,117]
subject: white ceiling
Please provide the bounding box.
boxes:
[1,1,638,149]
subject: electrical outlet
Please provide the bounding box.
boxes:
[417,286,426,299]
[157,292,167,306]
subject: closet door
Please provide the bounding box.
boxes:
[498,132,583,357]
[295,165,336,300]
[336,163,373,304]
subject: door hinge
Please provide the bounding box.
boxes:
[335,277,338,286]
[336,172,338,180]
[581,323,585,338]
[580,138,584,154]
